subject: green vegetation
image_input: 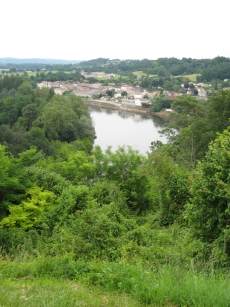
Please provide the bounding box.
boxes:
[151,95,172,112]
[0,277,143,307]
[1,75,230,305]
[133,71,157,77]
[172,74,201,82]
[181,73,200,82]
[1,257,230,307]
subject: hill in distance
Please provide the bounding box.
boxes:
[0,58,81,65]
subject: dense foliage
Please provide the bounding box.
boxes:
[0,79,95,156]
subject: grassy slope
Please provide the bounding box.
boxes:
[133,71,200,82]
[172,74,201,82]
[133,71,157,77]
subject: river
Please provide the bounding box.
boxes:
[89,106,168,155]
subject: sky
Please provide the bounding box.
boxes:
[1,0,229,61]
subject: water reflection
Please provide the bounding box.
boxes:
[89,106,168,155]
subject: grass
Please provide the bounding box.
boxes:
[172,74,201,82]
[1,255,230,307]
[182,74,201,82]
[133,71,157,77]
[0,278,144,307]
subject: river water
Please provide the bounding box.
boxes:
[89,106,168,155]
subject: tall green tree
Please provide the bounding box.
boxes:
[185,127,230,259]
[21,103,38,130]
[143,144,189,225]
[93,146,150,211]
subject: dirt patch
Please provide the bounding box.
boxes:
[152,110,171,118]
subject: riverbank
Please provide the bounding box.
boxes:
[152,110,171,118]
[85,99,170,118]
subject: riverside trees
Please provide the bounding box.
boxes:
[0,83,95,155]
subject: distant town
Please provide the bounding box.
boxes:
[37,71,212,111]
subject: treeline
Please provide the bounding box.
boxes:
[0,74,23,92]
[30,70,83,83]
[0,63,81,73]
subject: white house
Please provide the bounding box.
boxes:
[134,94,142,99]
[114,93,122,98]
[134,98,142,106]
[37,81,48,88]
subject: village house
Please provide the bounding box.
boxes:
[107,74,116,79]
[37,81,48,88]
[37,81,61,89]
[121,84,133,91]
[54,87,67,95]
[100,95,110,101]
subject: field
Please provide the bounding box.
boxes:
[133,71,157,77]
[172,74,201,82]
[132,71,201,82]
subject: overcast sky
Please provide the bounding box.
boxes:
[1,0,229,61]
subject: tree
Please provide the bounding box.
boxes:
[21,103,38,130]
[121,91,127,97]
[164,80,174,91]
[0,187,57,230]
[185,127,230,259]
[42,102,78,142]
[87,77,99,84]
[151,95,171,112]
[143,144,189,225]
[9,67,17,73]
[93,146,150,211]
[41,94,94,144]
[106,89,115,97]
[0,146,41,220]
[208,90,230,133]
[17,82,33,96]
[41,95,79,142]
[170,95,205,129]
[77,116,95,141]
[26,127,51,155]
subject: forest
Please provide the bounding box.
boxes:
[1,72,230,306]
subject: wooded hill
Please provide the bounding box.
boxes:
[78,56,230,82]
